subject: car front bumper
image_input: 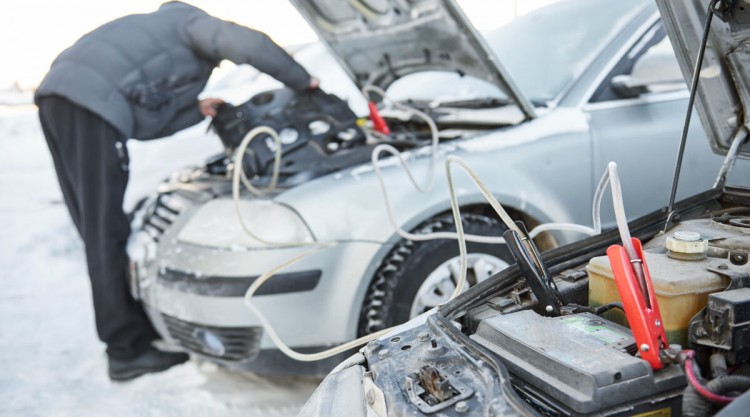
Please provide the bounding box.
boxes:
[130,232,384,372]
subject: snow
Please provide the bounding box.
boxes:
[0,104,319,416]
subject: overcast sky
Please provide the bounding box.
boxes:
[0,0,558,89]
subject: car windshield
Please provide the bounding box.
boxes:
[488,0,649,104]
[387,0,649,106]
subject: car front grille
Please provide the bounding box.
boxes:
[162,314,262,362]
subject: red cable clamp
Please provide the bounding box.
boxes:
[607,238,668,369]
[368,101,391,135]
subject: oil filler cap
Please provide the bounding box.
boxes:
[666,230,708,261]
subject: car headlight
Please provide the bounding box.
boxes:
[176,198,315,248]
[298,354,375,417]
[126,230,158,298]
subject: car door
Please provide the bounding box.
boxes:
[584,21,727,227]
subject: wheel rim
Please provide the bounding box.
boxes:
[409,254,510,318]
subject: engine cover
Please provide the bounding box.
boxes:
[211,87,366,178]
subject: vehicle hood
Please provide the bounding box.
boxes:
[657,0,750,158]
[288,0,536,119]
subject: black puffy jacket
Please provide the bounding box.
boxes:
[34,1,312,140]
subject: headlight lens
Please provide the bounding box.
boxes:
[126,230,158,297]
[298,364,369,417]
[177,199,314,248]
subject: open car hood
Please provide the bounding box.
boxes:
[657,0,750,158]
[288,0,536,119]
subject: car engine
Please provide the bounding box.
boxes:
[359,201,750,417]
[468,213,750,416]
[204,86,515,188]
[210,87,368,178]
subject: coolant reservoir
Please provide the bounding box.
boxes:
[588,233,729,346]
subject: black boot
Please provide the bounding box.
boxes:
[108,347,189,381]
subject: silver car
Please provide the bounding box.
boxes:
[127,0,749,375]
[298,0,750,415]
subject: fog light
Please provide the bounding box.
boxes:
[193,329,226,356]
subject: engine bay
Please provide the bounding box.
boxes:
[467,211,750,416]
[358,190,750,417]
[200,86,750,416]
[203,86,515,188]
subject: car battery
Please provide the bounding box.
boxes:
[471,310,685,416]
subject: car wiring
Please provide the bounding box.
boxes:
[230,90,615,362]
[682,350,736,405]
[239,153,554,361]
[231,125,317,247]
[364,85,597,244]
[607,161,648,293]
[239,154,617,361]
[234,126,283,196]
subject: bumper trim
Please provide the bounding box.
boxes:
[158,267,322,297]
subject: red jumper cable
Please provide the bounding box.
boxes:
[607,237,669,369]
[368,101,391,135]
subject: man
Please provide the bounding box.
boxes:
[35,1,318,381]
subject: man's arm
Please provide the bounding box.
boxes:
[184,14,314,92]
[197,77,318,116]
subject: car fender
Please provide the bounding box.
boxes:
[274,108,594,338]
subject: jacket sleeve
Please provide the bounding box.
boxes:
[184,14,312,92]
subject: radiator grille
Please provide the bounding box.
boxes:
[162,314,262,362]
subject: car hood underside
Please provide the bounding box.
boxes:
[287,0,535,119]
[657,0,750,158]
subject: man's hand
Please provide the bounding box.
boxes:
[198,98,225,117]
[309,76,320,90]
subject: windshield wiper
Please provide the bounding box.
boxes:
[429,97,548,109]
[430,97,511,109]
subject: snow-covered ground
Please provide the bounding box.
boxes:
[0,104,319,416]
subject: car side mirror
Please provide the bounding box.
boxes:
[611,40,686,99]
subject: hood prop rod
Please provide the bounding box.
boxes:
[665,0,719,231]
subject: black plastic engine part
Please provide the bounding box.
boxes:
[210,87,366,178]
[690,287,750,364]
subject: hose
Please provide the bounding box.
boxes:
[711,353,728,379]
[237,153,476,361]
[363,85,439,193]
[592,165,610,234]
[239,154,515,359]
[683,373,750,417]
[366,87,597,244]
[608,162,635,261]
[232,92,606,361]
[233,126,282,196]
[682,350,749,416]
[239,153,590,361]
[231,126,324,248]
[242,243,392,362]
[708,376,750,397]
[608,161,649,305]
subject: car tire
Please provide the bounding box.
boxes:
[357,212,512,336]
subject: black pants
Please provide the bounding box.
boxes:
[38,96,157,360]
